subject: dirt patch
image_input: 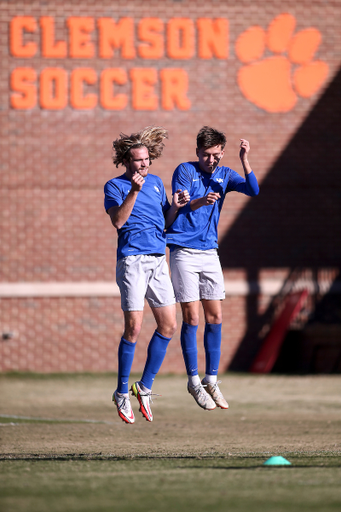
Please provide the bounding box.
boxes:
[1,374,340,458]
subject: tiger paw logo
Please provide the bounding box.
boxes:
[236,13,329,113]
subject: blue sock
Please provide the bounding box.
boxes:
[117,337,136,394]
[204,323,222,376]
[180,322,199,376]
[141,330,171,390]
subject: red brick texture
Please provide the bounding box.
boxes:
[0,297,246,373]
[1,1,340,373]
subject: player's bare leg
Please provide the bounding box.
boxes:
[201,299,222,325]
[123,310,144,342]
[152,304,177,339]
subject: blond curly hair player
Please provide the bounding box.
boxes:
[112,126,168,167]
[104,126,189,424]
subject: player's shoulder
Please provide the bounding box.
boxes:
[104,174,129,196]
[105,173,127,186]
[147,173,165,187]
[217,165,233,175]
[147,172,161,181]
[174,161,199,174]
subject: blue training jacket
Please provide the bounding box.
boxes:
[166,161,259,250]
[104,173,170,260]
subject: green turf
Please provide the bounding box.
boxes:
[1,373,340,511]
[1,454,341,512]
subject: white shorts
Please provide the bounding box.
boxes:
[116,254,175,311]
[170,247,225,303]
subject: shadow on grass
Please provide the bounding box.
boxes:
[1,453,340,469]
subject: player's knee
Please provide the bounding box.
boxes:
[158,319,177,338]
[205,312,222,324]
[124,323,142,342]
[182,310,199,325]
[169,319,177,337]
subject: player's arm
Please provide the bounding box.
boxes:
[171,164,219,212]
[108,173,145,229]
[239,139,253,175]
[230,139,259,196]
[165,189,190,228]
[189,192,221,211]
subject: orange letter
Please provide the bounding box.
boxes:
[130,69,158,110]
[40,17,67,58]
[167,19,194,59]
[138,18,164,59]
[98,18,135,59]
[67,18,95,58]
[10,16,37,57]
[160,69,191,110]
[71,68,97,109]
[10,68,37,109]
[197,18,228,59]
[100,69,128,110]
[40,68,67,110]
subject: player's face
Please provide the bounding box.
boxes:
[124,146,150,178]
[196,145,224,174]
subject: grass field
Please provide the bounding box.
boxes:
[1,373,341,511]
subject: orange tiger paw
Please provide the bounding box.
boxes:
[236,13,329,113]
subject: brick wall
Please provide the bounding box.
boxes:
[0,296,247,373]
[1,0,340,373]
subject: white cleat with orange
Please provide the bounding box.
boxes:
[131,381,154,422]
[113,390,135,424]
[202,379,229,409]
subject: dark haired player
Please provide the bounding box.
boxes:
[166,126,259,410]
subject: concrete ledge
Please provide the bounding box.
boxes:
[0,279,340,298]
[0,282,120,298]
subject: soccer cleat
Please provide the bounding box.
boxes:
[202,379,229,409]
[113,391,135,424]
[131,382,154,422]
[187,382,216,410]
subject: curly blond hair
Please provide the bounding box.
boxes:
[113,126,168,168]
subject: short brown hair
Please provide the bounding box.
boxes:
[112,126,168,168]
[196,126,226,150]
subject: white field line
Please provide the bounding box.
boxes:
[0,413,115,425]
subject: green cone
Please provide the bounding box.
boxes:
[263,456,291,466]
